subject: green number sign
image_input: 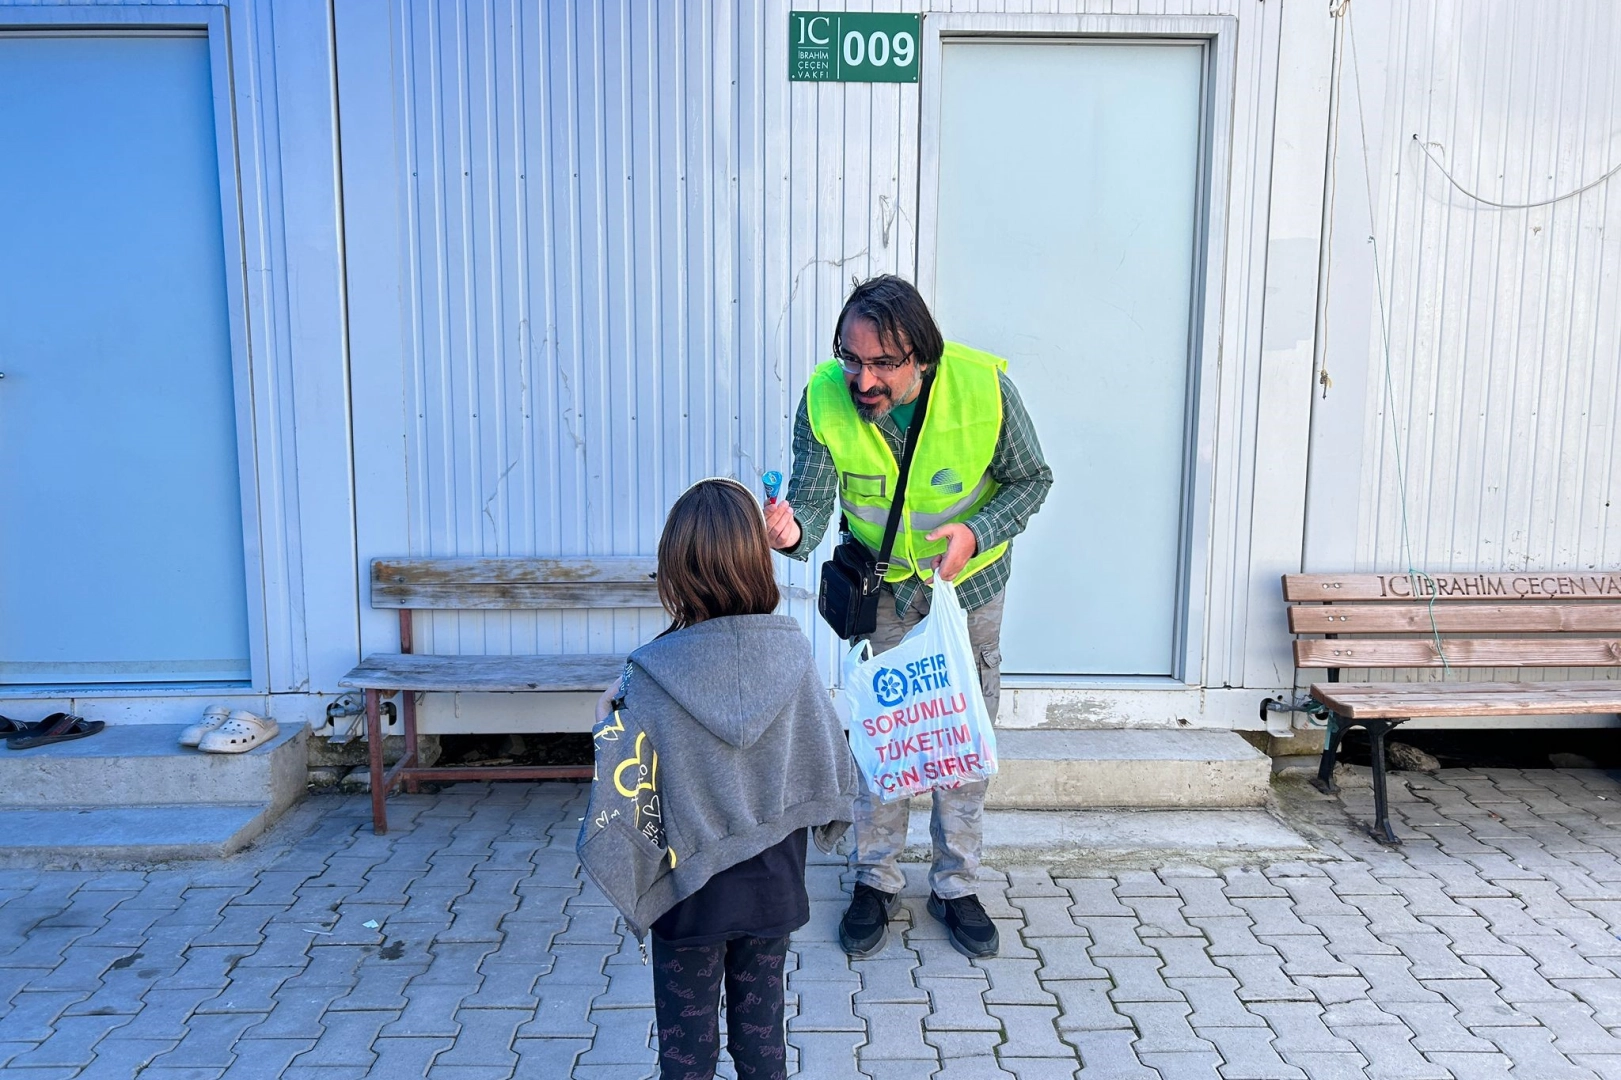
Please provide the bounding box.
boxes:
[790,11,920,83]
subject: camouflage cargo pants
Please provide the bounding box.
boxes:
[851,586,1004,900]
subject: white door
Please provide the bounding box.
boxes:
[928,39,1205,677]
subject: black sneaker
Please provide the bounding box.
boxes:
[928,892,999,958]
[839,883,900,958]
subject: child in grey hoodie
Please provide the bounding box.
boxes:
[578,478,857,1080]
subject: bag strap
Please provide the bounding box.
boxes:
[872,370,936,584]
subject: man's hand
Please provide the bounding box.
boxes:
[765,499,802,551]
[927,523,978,581]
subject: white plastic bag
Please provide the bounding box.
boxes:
[842,577,998,803]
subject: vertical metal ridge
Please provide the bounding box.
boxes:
[1476,0,1515,568]
[1588,2,1621,573]
[1447,0,1486,571]
[1219,0,1281,681]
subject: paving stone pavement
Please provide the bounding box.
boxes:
[6,765,1621,1078]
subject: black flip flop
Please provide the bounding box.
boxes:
[0,714,36,737]
[6,712,105,750]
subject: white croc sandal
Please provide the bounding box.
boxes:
[179,705,232,748]
[198,710,279,754]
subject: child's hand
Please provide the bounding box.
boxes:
[765,499,802,551]
[594,684,618,724]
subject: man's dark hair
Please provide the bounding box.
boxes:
[833,275,945,369]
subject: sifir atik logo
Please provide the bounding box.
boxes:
[872,654,953,710]
[872,667,908,708]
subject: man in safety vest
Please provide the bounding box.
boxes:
[766,275,1052,959]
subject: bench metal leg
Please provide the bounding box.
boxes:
[366,688,388,835]
[1311,712,1348,795]
[403,690,421,794]
[1366,718,1402,846]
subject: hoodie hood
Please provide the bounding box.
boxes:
[628,614,814,749]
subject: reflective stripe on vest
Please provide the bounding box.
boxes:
[807,341,1009,586]
[840,472,995,534]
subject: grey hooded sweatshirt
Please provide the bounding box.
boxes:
[576,613,857,940]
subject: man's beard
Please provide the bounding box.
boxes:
[849,368,919,422]
[851,383,892,422]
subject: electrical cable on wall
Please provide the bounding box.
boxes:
[1392,14,1621,677]
[1411,134,1621,211]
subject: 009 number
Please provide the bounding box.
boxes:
[842,29,915,70]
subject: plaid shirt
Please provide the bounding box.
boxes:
[782,367,1053,615]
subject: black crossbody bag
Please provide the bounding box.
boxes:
[817,372,935,640]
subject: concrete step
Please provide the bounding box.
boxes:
[0,721,307,865]
[985,729,1271,809]
[0,721,307,811]
[903,808,1312,864]
[0,804,278,866]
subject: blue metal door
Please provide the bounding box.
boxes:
[0,34,251,685]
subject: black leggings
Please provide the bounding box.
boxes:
[651,933,789,1080]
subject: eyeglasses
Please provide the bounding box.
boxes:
[835,350,915,375]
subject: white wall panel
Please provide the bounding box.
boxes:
[342,0,925,684]
[1318,0,1621,686]
[1361,0,1621,576]
[1239,0,1334,694]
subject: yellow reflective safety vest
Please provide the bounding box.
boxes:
[806,341,1009,587]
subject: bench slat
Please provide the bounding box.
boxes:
[1288,603,1621,635]
[370,582,661,610]
[370,557,660,610]
[374,556,658,584]
[1283,572,1621,603]
[339,653,625,692]
[1310,680,1621,719]
[1295,638,1621,668]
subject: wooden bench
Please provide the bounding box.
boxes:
[339,556,660,833]
[1275,571,1621,844]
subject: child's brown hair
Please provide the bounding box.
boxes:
[656,478,781,632]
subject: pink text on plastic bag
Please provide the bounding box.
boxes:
[856,656,985,797]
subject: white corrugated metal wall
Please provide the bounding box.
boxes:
[345,0,921,682]
[1359,0,1621,575]
[0,0,1289,727]
[1309,0,1621,689]
[10,0,1611,726]
[340,0,1297,716]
